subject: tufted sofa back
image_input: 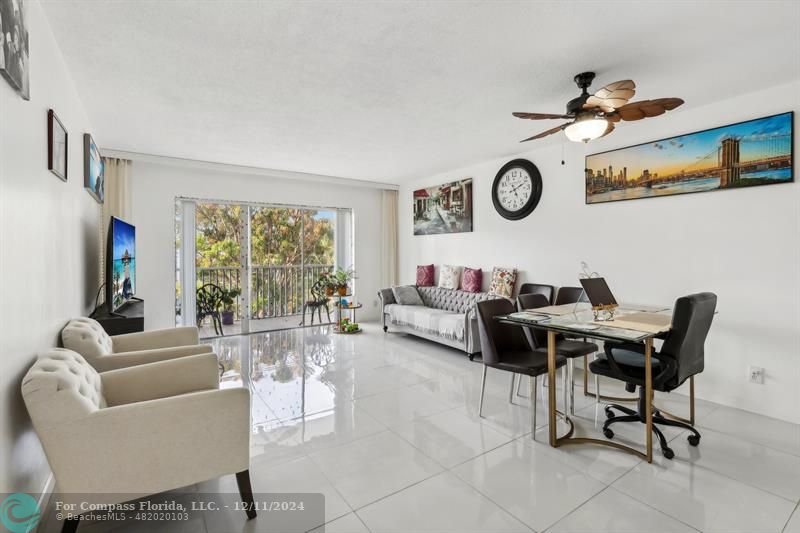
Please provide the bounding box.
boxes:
[61,317,114,363]
[22,348,106,427]
[417,286,499,314]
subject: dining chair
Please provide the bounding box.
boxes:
[475,298,567,440]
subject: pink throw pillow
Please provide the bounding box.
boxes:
[462,267,482,293]
[416,264,435,287]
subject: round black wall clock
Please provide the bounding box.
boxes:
[492,159,543,220]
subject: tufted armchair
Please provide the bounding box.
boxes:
[61,317,212,372]
[22,348,255,532]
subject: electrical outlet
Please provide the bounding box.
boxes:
[748,366,765,384]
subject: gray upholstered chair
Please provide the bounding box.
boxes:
[61,317,211,372]
[22,348,254,533]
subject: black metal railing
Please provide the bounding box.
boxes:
[197,264,333,320]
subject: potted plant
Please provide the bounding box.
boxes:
[319,271,336,296]
[220,288,241,325]
[333,266,356,296]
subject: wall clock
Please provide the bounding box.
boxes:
[492,159,543,220]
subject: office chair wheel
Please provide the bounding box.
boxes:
[662,447,675,460]
[603,428,614,439]
[687,434,701,446]
[604,407,616,419]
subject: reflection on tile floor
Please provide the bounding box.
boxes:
[38,323,800,533]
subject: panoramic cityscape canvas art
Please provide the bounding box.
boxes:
[585,112,793,204]
[413,178,473,235]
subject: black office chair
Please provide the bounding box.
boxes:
[476,299,567,440]
[589,292,717,459]
[517,293,598,415]
[518,283,555,305]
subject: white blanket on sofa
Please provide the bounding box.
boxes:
[385,304,466,342]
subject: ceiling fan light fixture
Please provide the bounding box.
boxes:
[564,115,608,143]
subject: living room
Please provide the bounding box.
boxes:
[2,1,799,532]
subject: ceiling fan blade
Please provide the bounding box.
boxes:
[583,79,636,111]
[599,121,615,138]
[612,97,684,121]
[520,123,569,142]
[513,112,571,120]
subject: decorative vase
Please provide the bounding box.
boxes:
[337,286,348,296]
[221,310,235,325]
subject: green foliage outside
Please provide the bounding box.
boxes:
[193,203,336,319]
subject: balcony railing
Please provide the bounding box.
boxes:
[197,264,333,320]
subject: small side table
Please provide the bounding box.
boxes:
[333,294,363,334]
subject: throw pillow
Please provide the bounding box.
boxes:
[438,265,463,290]
[488,267,517,298]
[416,264,434,287]
[391,285,424,306]
[462,267,482,293]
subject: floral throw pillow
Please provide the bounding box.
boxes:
[416,264,435,287]
[462,267,482,293]
[488,267,517,298]
[438,265,463,290]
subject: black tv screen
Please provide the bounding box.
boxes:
[107,217,136,312]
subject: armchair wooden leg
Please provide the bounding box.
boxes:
[236,470,257,520]
[62,517,80,533]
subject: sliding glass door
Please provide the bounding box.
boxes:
[176,199,349,338]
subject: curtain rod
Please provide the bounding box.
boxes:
[100,148,400,191]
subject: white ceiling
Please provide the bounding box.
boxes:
[41,1,800,183]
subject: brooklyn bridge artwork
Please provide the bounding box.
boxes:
[585,112,793,204]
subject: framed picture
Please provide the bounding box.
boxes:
[413,178,473,235]
[83,133,104,203]
[0,0,30,100]
[48,109,67,181]
[585,111,793,205]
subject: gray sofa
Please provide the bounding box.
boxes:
[378,286,501,359]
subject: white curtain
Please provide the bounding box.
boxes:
[100,158,133,286]
[381,189,398,287]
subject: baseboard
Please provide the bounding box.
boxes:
[32,472,54,533]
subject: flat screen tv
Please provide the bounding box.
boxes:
[106,216,136,312]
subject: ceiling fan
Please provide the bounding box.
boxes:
[513,72,684,143]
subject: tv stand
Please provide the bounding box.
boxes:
[92,299,144,335]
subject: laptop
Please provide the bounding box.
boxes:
[579,277,618,308]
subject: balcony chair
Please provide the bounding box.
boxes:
[196,283,225,336]
[299,278,331,326]
[22,349,254,533]
[61,317,212,372]
[475,298,567,440]
[589,292,717,459]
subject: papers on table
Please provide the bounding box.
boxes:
[599,312,672,334]
[529,303,590,316]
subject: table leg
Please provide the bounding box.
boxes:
[547,330,558,447]
[644,337,653,463]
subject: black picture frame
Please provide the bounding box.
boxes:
[492,159,543,220]
[585,111,794,205]
[83,133,104,204]
[47,109,67,181]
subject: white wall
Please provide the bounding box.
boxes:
[130,161,386,330]
[399,82,800,424]
[0,0,99,493]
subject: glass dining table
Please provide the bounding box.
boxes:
[495,302,673,463]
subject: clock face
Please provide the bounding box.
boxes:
[496,167,533,212]
[492,159,543,220]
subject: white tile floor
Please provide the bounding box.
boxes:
[39,323,800,533]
